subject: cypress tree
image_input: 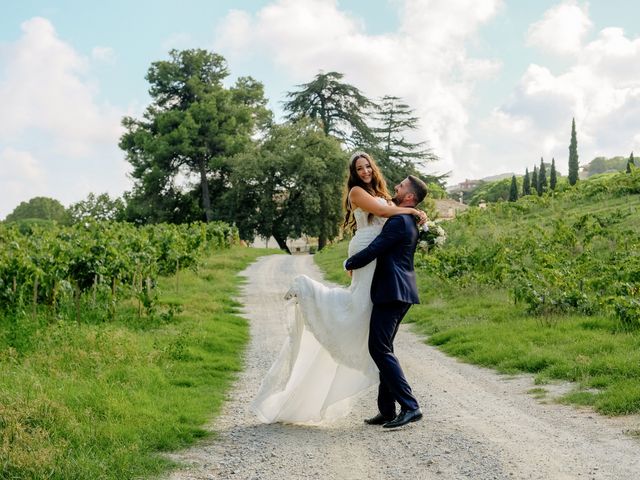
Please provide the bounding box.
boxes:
[568,118,579,185]
[627,152,635,173]
[532,165,538,195]
[538,157,547,196]
[509,175,518,202]
[550,158,557,190]
[523,168,531,196]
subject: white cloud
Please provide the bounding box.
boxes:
[0,148,47,218]
[0,17,129,218]
[0,17,123,157]
[214,0,504,177]
[91,46,116,64]
[462,15,640,181]
[526,0,592,55]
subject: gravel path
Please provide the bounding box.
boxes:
[164,254,640,480]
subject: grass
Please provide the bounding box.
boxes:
[315,240,640,416]
[0,246,279,480]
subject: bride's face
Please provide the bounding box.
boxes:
[355,157,373,184]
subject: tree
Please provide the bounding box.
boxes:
[568,118,579,185]
[509,175,518,202]
[538,157,547,196]
[550,158,557,190]
[5,197,69,223]
[283,71,375,147]
[523,168,531,196]
[369,95,437,185]
[627,152,635,174]
[532,165,538,195]
[68,193,125,223]
[226,119,345,252]
[119,49,269,223]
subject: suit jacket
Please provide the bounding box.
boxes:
[345,214,420,305]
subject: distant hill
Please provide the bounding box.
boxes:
[582,156,629,177]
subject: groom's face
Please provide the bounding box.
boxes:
[393,178,415,205]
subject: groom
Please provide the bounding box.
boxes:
[345,175,427,428]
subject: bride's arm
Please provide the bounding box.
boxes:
[349,186,426,221]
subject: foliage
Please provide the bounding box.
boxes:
[226,119,345,251]
[68,192,125,223]
[537,157,547,196]
[420,169,640,330]
[568,117,579,185]
[368,95,437,185]
[550,158,557,190]
[584,155,628,176]
[283,71,375,147]
[0,220,238,329]
[523,168,531,196]
[468,177,512,205]
[509,175,518,202]
[119,49,270,223]
[5,197,69,224]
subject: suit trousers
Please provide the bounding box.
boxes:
[368,301,419,417]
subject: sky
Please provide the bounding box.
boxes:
[2,0,640,219]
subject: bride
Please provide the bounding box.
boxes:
[252,151,426,424]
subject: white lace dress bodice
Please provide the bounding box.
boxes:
[252,198,388,424]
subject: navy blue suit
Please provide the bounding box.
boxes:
[345,214,420,416]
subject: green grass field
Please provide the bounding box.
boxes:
[0,246,278,480]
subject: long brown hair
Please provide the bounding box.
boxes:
[342,152,391,233]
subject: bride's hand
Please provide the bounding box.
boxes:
[412,209,428,225]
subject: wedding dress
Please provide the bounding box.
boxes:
[252,198,388,424]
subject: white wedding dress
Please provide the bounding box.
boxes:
[252,199,388,424]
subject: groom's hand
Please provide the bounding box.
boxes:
[346,270,353,278]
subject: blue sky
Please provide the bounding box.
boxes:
[2,0,640,218]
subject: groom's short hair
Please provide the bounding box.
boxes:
[407,175,428,204]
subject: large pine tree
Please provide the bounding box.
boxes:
[568,118,579,185]
[532,165,539,194]
[627,151,635,174]
[550,158,557,190]
[369,95,437,185]
[283,71,375,147]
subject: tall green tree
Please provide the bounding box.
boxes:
[509,175,518,202]
[538,157,548,196]
[68,193,125,223]
[532,165,539,194]
[5,197,69,224]
[119,49,270,223]
[369,95,437,185]
[523,168,531,196]
[550,158,557,190]
[568,117,579,185]
[283,71,375,147]
[227,119,345,252]
[627,151,635,174]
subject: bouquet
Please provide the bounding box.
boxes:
[418,220,447,253]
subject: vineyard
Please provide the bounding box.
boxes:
[419,168,640,331]
[0,220,238,348]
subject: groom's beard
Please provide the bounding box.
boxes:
[391,196,399,205]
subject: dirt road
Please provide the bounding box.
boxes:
[164,254,639,480]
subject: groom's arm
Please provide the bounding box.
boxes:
[345,216,406,271]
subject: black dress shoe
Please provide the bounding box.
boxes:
[382,408,423,428]
[364,413,395,425]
